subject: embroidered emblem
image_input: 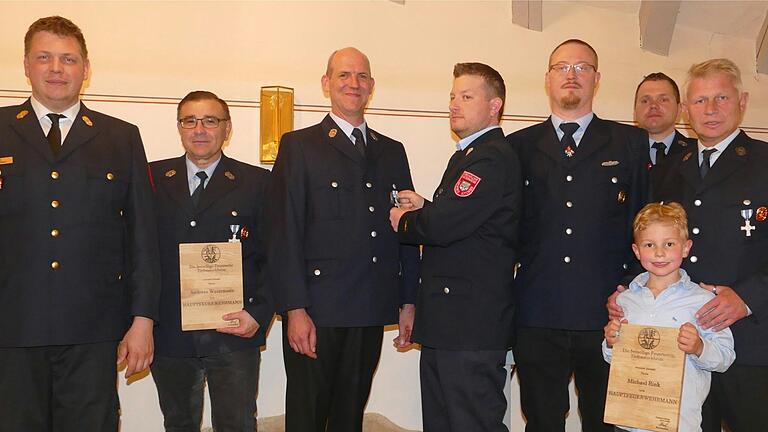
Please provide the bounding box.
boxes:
[370,131,378,141]
[564,146,575,158]
[756,207,767,222]
[617,190,627,204]
[165,169,176,178]
[682,152,693,162]
[240,226,249,239]
[225,171,235,180]
[677,139,689,147]
[16,110,29,120]
[735,146,747,156]
[328,128,338,138]
[466,147,474,156]
[82,115,93,127]
[453,170,482,197]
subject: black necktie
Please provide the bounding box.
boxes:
[652,142,666,164]
[700,149,717,179]
[47,113,65,155]
[352,128,366,158]
[190,171,208,207]
[559,122,579,157]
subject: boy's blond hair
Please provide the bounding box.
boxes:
[633,202,689,241]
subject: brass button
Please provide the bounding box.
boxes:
[106,172,115,181]
[566,201,573,208]
[51,200,60,208]
[51,171,60,179]
[51,229,59,237]
[331,181,339,188]
[231,210,238,217]
[51,261,60,269]
[365,182,372,188]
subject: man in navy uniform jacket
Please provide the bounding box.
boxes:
[0,16,160,431]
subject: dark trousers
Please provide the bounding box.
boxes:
[0,341,119,432]
[701,364,768,432]
[282,325,383,432]
[150,347,261,432]
[420,347,509,432]
[514,327,612,432]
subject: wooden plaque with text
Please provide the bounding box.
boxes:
[604,324,686,432]
[179,242,243,331]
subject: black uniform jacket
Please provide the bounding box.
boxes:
[652,131,768,366]
[399,128,520,350]
[266,115,419,327]
[651,130,696,189]
[508,116,650,330]
[150,154,273,356]
[0,100,160,347]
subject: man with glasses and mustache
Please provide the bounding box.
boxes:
[149,91,272,431]
[507,39,649,431]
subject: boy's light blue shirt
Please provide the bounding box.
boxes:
[603,269,735,432]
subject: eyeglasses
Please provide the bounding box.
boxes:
[178,116,229,129]
[548,63,596,75]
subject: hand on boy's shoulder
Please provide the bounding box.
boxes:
[695,284,748,332]
[606,285,627,321]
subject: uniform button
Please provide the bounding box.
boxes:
[564,256,571,263]
[694,199,702,207]
[623,263,629,270]
[744,199,752,206]
[369,206,375,212]
[51,171,60,179]
[231,210,238,217]
[51,200,60,208]
[566,201,573,208]
[106,172,115,181]
[190,220,197,227]
[690,256,698,263]
[565,228,573,235]
[692,227,700,235]
[117,273,123,280]
[524,180,530,186]
[119,210,124,216]
[365,182,372,188]
[313,269,321,276]
[443,287,450,294]
[371,231,377,237]
[51,261,60,269]
[51,229,59,237]
[372,256,378,263]
[418,278,422,284]
[248,297,254,303]
[566,175,573,182]
[331,181,338,188]
[611,177,618,184]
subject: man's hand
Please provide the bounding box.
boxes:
[606,285,627,320]
[696,284,748,331]
[678,322,704,357]
[604,318,627,348]
[286,308,317,359]
[217,310,260,338]
[393,304,415,348]
[117,316,154,379]
[390,207,408,232]
[396,190,425,210]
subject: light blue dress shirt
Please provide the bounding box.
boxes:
[550,112,594,147]
[603,269,735,432]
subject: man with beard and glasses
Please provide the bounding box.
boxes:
[506,39,650,431]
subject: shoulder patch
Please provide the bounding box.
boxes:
[454,170,481,197]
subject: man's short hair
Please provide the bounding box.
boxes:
[325,48,372,77]
[25,16,88,60]
[549,39,598,70]
[633,202,689,241]
[635,72,681,104]
[453,62,506,121]
[177,91,231,120]
[684,58,743,99]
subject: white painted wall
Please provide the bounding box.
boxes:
[2,2,766,430]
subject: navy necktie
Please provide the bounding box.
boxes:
[700,149,717,179]
[47,113,65,155]
[191,171,208,207]
[559,122,579,157]
[352,128,366,158]
[652,142,666,164]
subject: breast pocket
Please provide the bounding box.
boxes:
[309,178,353,220]
[87,167,129,211]
[0,164,23,216]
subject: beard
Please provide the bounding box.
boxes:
[559,92,582,110]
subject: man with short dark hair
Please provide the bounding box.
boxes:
[507,39,649,431]
[267,47,419,432]
[149,90,272,432]
[390,62,520,432]
[0,16,160,431]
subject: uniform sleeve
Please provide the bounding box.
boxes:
[125,125,162,320]
[393,142,420,306]
[399,148,519,247]
[245,171,275,328]
[620,127,651,285]
[735,270,768,323]
[265,135,310,314]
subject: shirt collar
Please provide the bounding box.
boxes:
[550,112,594,144]
[649,130,677,150]
[185,153,222,185]
[456,125,500,151]
[629,268,693,293]
[329,112,367,144]
[30,95,81,122]
[697,129,740,155]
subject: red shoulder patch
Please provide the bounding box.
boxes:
[453,170,481,197]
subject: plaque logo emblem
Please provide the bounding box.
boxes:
[638,327,661,350]
[201,244,221,263]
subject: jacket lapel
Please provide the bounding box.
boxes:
[9,99,54,163]
[700,131,748,191]
[678,147,702,191]
[322,115,365,165]
[158,156,195,214]
[58,103,99,160]
[569,116,610,166]
[195,154,238,214]
[536,118,566,162]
